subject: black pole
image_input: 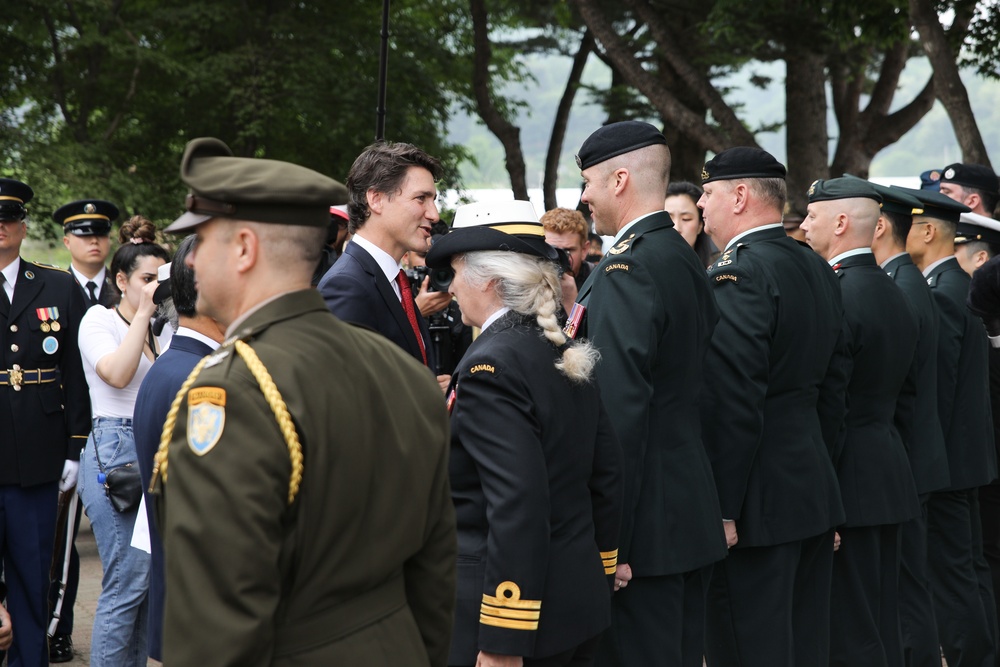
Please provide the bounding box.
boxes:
[375,0,390,141]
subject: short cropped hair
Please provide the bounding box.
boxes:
[540,208,588,245]
[346,141,443,234]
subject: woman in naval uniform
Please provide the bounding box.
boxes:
[426,201,623,667]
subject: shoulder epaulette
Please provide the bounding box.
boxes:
[32,262,70,274]
[707,243,751,284]
[606,233,637,256]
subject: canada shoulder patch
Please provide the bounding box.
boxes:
[469,363,496,375]
[187,387,226,456]
[604,262,631,274]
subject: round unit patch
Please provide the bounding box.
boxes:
[42,336,59,355]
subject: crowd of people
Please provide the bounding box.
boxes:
[0,121,999,667]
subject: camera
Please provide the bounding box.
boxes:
[405,265,454,293]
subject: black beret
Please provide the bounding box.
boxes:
[0,178,33,222]
[807,177,882,204]
[955,212,1000,246]
[575,121,667,171]
[941,163,999,195]
[425,201,558,269]
[701,147,786,184]
[841,174,923,216]
[166,137,349,232]
[891,185,971,224]
[53,199,118,236]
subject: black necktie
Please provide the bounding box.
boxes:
[86,281,98,307]
[0,274,10,308]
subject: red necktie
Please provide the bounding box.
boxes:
[396,270,428,366]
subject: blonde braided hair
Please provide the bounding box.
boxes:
[149,341,304,505]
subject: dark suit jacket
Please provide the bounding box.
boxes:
[834,252,920,526]
[884,253,950,495]
[702,226,846,548]
[159,290,456,666]
[134,333,215,661]
[448,312,623,662]
[576,211,727,576]
[0,260,91,486]
[318,241,434,368]
[926,257,997,490]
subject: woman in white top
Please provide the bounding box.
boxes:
[77,217,171,667]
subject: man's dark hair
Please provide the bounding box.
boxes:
[965,240,1000,260]
[170,235,198,318]
[882,209,912,248]
[346,141,443,234]
[968,186,1000,218]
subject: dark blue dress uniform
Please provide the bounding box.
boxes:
[827,250,920,667]
[925,254,999,666]
[702,225,847,667]
[0,245,91,666]
[447,312,623,664]
[884,251,952,667]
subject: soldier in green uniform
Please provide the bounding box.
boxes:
[698,148,847,667]
[572,121,727,667]
[151,138,456,667]
[802,177,920,666]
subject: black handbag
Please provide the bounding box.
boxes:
[94,443,143,514]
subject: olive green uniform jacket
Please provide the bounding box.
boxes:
[157,289,456,667]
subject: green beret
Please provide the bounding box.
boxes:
[941,163,998,195]
[807,177,882,204]
[890,185,971,224]
[53,199,118,236]
[701,147,786,184]
[166,137,348,232]
[575,121,667,171]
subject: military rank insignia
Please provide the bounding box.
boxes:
[607,233,636,255]
[563,302,585,340]
[187,387,226,456]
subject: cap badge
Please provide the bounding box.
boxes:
[944,168,956,180]
[808,179,819,196]
[575,154,583,170]
[701,167,710,181]
[84,203,96,214]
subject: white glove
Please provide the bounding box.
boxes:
[59,460,80,492]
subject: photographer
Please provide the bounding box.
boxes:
[406,224,472,376]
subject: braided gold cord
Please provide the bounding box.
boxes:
[233,341,304,505]
[149,356,211,491]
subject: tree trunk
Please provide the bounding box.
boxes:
[544,30,594,211]
[784,47,829,218]
[909,0,991,167]
[469,0,528,199]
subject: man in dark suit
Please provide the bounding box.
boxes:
[0,178,91,667]
[55,199,118,308]
[46,198,120,662]
[133,234,224,662]
[572,121,727,667]
[318,141,451,387]
[802,177,920,666]
[870,183,951,667]
[153,137,456,666]
[903,185,999,667]
[698,148,846,667]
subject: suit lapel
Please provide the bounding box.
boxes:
[345,243,421,355]
[10,262,43,323]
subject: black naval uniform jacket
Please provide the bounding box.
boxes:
[703,226,846,547]
[926,257,997,490]
[0,260,90,486]
[71,270,116,309]
[833,252,920,526]
[574,211,727,577]
[448,312,623,663]
[884,253,950,495]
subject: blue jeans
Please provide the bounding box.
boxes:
[79,417,149,667]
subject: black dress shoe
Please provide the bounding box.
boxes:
[49,633,74,663]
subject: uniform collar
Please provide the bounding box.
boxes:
[828,247,873,267]
[922,255,955,278]
[611,211,660,246]
[0,257,20,289]
[879,251,909,270]
[725,223,784,250]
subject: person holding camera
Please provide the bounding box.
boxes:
[78,217,171,666]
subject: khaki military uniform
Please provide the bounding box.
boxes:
[155,289,456,666]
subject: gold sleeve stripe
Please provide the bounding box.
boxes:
[605,564,617,575]
[599,549,618,559]
[480,615,539,631]
[482,581,542,611]
[480,605,540,621]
